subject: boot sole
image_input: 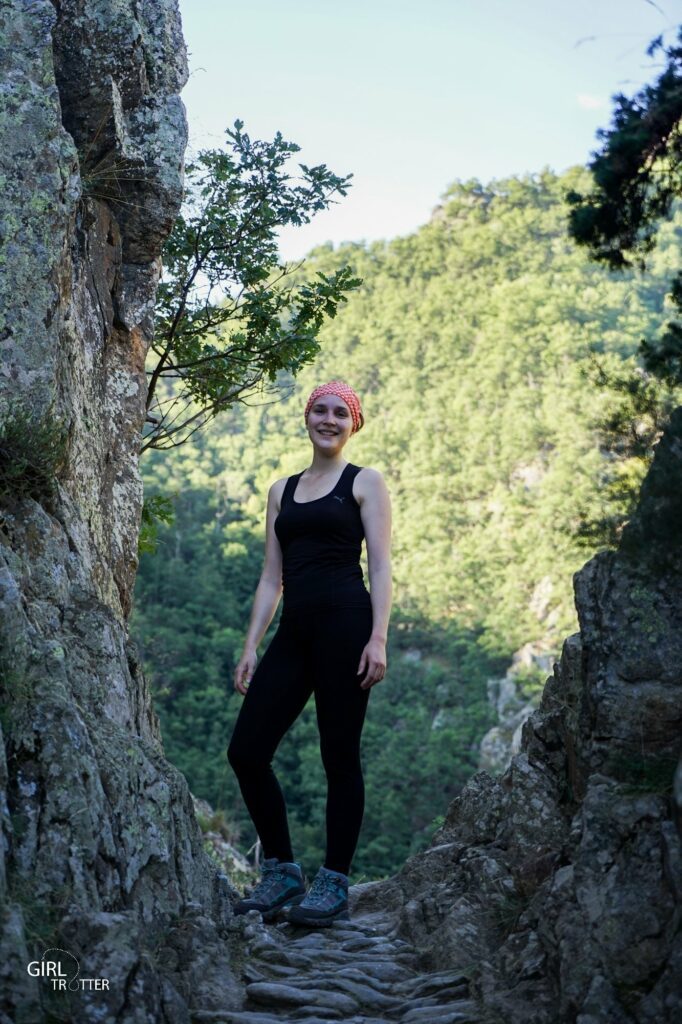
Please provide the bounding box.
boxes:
[234,888,307,922]
[261,890,307,923]
[285,907,350,928]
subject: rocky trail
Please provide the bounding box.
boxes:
[193,895,479,1024]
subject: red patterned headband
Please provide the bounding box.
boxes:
[304,380,365,435]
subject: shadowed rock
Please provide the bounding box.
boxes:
[352,411,682,1022]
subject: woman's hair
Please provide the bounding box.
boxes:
[304,380,365,434]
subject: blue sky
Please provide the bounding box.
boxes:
[177,0,681,260]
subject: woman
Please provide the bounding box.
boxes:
[227,379,392,927]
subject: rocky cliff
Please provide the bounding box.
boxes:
[0,3,243,1021]
[354,409,682,1023]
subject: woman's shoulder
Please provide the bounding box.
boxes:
[269,468,303,489]
[269,470,305,513]
[354,465,386,482]
[268,474,289,510]
[352,466,389,505]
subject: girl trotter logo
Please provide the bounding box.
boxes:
[27,948,110,991]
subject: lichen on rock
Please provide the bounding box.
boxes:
[0,2,242,1020]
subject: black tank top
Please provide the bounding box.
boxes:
[274,462,372,612]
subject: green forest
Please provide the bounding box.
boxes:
[131,165,682,882]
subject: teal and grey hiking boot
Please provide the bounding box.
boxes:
[285,865,350,927]
[233,858,307,922]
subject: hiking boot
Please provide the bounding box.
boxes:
[285,865,350,927]
[233,858,307,922]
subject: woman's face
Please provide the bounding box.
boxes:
[306,395,353,450]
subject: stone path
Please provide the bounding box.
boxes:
[192,893,480,1024]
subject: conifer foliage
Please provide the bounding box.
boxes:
[567,27,682,386]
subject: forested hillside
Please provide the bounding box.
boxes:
[131,166,681,881]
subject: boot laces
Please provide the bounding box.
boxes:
[249,865,287,900]
[307,870,342,904]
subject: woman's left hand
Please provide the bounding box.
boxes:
[357,637,387,690]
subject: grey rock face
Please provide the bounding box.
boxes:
[479,641,554,775]
[353,410,682,1022]
[51,0,189,264]
[0,2,240,1021]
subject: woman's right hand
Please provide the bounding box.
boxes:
[234,647,257,695]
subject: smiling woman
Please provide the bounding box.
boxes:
[227,378,392,927]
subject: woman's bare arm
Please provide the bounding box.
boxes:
[242,479,286,652]
[357,468,393,643]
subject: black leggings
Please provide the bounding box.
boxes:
[227,603,373,876]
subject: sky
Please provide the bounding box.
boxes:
[177,0,682,261]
